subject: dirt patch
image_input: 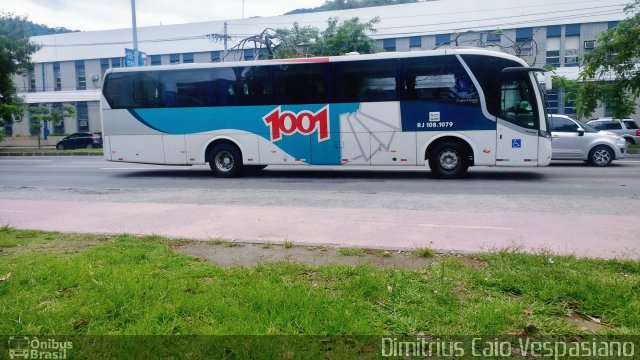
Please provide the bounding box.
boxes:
[175,241,435,269]
[564,313,609,333]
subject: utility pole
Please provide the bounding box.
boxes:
[224,22,228,52]
[131,0,139,66]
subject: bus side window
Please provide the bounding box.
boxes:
[275,63,327,105]
[130,74,163,108]
[335,59,398,103]
[402,56,479,104]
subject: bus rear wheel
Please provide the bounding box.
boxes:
[209,143,243,177]
[428,141,469,179]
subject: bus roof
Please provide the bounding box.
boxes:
[105,48,529,76]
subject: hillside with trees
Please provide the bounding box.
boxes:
[285,0,425,15]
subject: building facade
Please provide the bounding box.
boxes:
[6,0,635,138]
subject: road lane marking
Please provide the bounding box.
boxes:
[0,210,26,213]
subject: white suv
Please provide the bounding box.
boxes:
[587,118,640,145]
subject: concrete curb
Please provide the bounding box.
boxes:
[0,152,101,156]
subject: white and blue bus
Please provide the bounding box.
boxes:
[101,48,552,178]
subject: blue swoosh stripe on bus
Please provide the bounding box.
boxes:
[128,109,167,134]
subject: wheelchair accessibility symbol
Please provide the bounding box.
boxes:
[512,139,522,148]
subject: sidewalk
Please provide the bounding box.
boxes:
[1,199,637,259]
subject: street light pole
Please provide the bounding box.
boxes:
[131,0,139,66]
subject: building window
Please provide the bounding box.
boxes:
[547,25,561,38]
[435,34,450,46]
[52,103,64,135]
[565,24,580,36]
[383,38,396,52]
[243,48,255,60]
[608,21,619,29]
[546,50,560,67]
[150,55,161,66]
[182,53,194,63]
[53,62,61,91]
[564,96,576,115]
[111,58,122,68]
[604,104,613,117]
[100,59,110,77]
[486,31,501,42]
[3,123,12,137]
[76,102,89,132]
[29,70,36,92]
[409,36,421,49]
[29,104,39,135]
[75,60,86,90]
[564,36,580,67]
[211,51,221,62]
[516,28,533,42]
[169,54,181,64]
[546,90,559,114]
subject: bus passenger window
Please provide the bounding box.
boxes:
[402,56,479,105]
[335,59,398,103]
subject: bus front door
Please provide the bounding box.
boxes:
[495,75,540,166]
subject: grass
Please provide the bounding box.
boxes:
[413,247,437,258]
[338,247,367,257]
[282,240,294,249]
[628,143,640,154]
[1,227,639,338]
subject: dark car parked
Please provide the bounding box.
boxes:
[56,132,103,150]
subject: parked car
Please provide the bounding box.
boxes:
[549,114,627,166]
[56,132,103,150]
[586,118,640,145]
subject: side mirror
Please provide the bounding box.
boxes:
[577,128,585,136]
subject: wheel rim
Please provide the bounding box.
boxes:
[215,151,234,172]
[593,149,611,165]
[439,150,460,171]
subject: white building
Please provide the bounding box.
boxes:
[7,0,634,138]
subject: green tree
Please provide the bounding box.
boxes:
[274,17,380,58]
[28,105,76,149]
[576,1,640,119]
[0,12,39,142]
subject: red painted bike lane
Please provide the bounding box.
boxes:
[0,199,637,259]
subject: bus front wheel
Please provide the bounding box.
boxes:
[209,143,243,177]
[428,141,469,179]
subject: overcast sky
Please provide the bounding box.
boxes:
[0,0,326,31]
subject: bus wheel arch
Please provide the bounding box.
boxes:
[425,137,474,179]
[206,139,244,177]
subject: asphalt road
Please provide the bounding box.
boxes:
[1,156,639,258]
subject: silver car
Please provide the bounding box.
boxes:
[550,114,627,166]
[587,118,640,145]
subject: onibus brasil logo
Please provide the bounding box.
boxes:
[8,337,72,359]
[263,106,330,142]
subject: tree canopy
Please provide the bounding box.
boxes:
[573,0,640,119]
[0,12,39,140]
[285,0,421,15]
[274,17,380,58]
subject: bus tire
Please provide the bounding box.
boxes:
[428,141,469,179]
[209,143,243,177]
